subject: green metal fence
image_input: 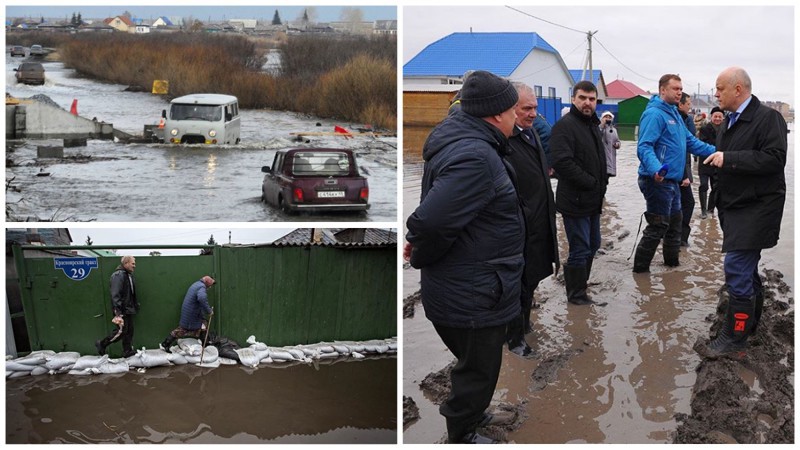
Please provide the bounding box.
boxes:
[10,244,396,356]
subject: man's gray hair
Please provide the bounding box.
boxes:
[511,81,534,96]
[121,255,135,264]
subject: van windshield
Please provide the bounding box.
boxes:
[170,104,222,121]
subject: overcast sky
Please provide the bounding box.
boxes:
[68,227,294,255]
[5,4,396,22]
[403,5,795,104]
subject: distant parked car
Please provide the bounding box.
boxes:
[14,62,45,85]
[261,148,370,214]
[29,45,44,56]
[10,46,25,57]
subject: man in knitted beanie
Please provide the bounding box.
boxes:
[405,70,523,443]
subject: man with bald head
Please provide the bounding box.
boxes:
[696,67,788,359]
[160,275,216,351]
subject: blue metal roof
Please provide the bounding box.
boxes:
[404,32,559,77]
[569,69,602,85]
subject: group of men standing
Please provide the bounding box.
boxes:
[95,255,216,358]
[405,66,787,443]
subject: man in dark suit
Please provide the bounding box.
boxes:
[504,81,559,356]
[696,67,787,359]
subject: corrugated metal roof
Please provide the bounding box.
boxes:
[271,228,397,248]
[569,69,603,86]
[404,32,558,77]
[606,79,648,99]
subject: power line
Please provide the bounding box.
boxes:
[593,36,658,83]
[504,5,585,35]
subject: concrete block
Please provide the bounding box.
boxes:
[37,145,64,158]
[64,138,87,147]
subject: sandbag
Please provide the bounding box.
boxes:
[269,349,296,361]
[185,346,219,364]
[246,335,268,351]
[177,338,203,356]
[6,361,39,372]
[31,366,49,376]
[72,355,109,371]
[351,352,365,359]
[168,353,188,365]
[125,354,145,368]
[9,371,32,378]
[92,360,130,374]
[235,347,265,368]
[317,352,339,359]
[196,359,220,368]
[285,348,306,360]
[68,368,93,376]
[44,352,80,370]
[10,350,54,367]
[139,349,172,368]
[218,357,238,365]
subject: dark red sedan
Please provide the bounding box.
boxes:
[261,148,370,214]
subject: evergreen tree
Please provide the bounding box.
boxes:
[85,235,93,246]
[77,13,82,25]
[272,9,282,25]
[200,234,217,255]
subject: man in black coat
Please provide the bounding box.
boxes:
[96,255,140,357]
[696,67,787,359]
[504,81,559,356]
[677,93,696,247]
[405,70,524,444]
[550,81,608,306]
[697,107,724,218]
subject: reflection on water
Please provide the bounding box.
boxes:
[6,358,397,444]
[403,128,794,443]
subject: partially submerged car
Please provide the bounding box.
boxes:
[261,148,369,214]
[14,62,45,85]
[10,46,25,57]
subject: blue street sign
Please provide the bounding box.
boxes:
[54,257,99,281]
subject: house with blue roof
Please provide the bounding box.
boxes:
[403,32,576,126]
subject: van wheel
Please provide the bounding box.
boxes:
[236,138,240,144]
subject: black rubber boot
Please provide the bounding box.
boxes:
[663,212,683,267]
[564,265,605,306]
[752,288,765,334]
[95,339,107,356]
[699,190,708,219]
[695,294,755,359]
[160,335,177,353]
[633,213,669,273]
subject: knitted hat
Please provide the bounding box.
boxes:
[459,71,518,117]
[601,111,614,119]
[710,106,723,115]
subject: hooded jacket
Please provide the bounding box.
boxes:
[637,95,715,182]
[715,95,787,252]
[406,110,524,329]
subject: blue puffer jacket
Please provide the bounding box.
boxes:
[179,280,213,330]
[637,95,715,182]
[406,110,524,329]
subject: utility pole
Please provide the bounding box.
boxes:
[581,30,599,82]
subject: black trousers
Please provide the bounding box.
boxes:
[506,282,537,346]
[433,322,507,441]
[100,313,135,355]
[679,184,695,242]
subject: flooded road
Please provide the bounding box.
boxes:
[6,357,396,444]
[402,132,794,443]
[5,59,396,222]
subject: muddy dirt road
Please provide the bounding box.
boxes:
[402,137,794,443]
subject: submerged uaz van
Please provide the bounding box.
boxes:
[162,94,241,144]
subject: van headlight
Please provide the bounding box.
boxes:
[208,130,217,137]
[170,128,179,136]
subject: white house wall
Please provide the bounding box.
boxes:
[510,50,573,102]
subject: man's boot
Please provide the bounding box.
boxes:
[695,294,755,359]
[564,265,605,306]
[160,335,177,353]
[663,212,683,267]
[95,338,108,356]
[633,213,669,273]
[699,190,708,219]
[506,313,534,358]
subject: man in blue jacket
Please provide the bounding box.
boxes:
[405,70,523,444]
[696,67,787,359]
[632,74,716,273]
[159,276,215,351]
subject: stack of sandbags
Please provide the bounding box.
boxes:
[6,350,55,378]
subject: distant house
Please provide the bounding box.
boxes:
[83,21,115,33]
[104,15,134,33]
[605,79,649,105]
[373,20,397,35]
[272,228,397,247]
[568,69,607,102]
[151,16,173,28]
[134,24,151,34]
[229,19,257,32]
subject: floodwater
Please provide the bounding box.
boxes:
[402,128,794,443]
[6,356,397,444]
[5,59,396,222]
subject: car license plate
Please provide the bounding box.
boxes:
[318,191,345,198]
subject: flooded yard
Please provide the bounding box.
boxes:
[6,357,397,444]
[5,60,396,222]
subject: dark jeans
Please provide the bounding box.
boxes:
[725,250,762,297]
[100,313,135,355]
[638,176,681,216]
[562,214,600,267]
[679,184,694,242]
[433,323,507,442]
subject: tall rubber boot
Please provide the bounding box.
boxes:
[695,294,755,359]
[633,213,669,273]
[663,212,683,267]
[752,276,765,333]
[160,334,177,353]
[699,190,708,219]
[708,187,717,216]
[564,265,605,306]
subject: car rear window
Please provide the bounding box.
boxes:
[291,152,351,176]
[20,63,44,71]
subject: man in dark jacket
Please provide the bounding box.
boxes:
[405,70,523,444]
[95,255,139,357]
[505,81,559,357]
[551,81,607,306]
[160,276,215,351]
[697,106,724,218]
[696,67,787,359]
[677,93,697,247]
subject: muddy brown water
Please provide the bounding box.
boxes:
[402,131,794,443]
[6,357,396,444]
